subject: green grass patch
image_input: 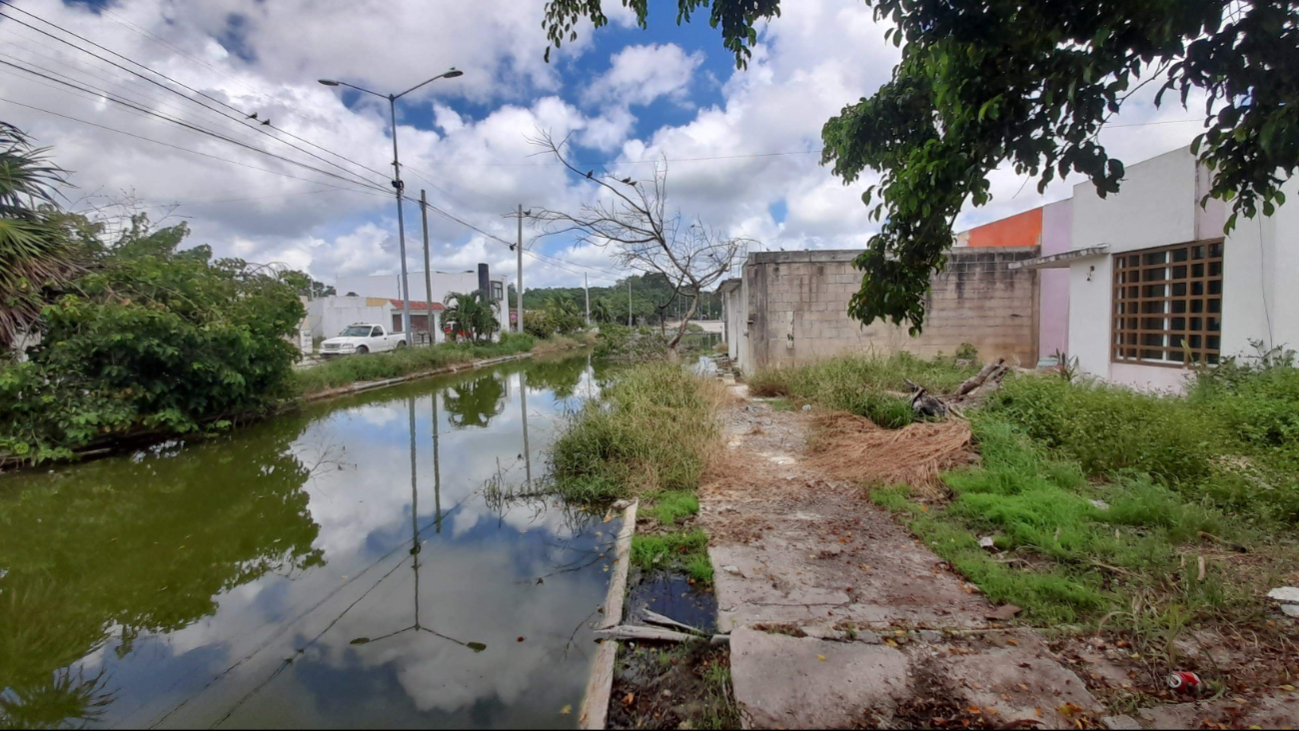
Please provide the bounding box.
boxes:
[644,490,700,526]
[871,410,1275,637]
[749,352,977,428]
[631,529,713,583]
[292,333,536,397]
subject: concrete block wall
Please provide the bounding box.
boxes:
[741,248,1039,372]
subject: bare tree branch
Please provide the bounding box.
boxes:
[526,129,751,351]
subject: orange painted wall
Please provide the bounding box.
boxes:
[964,207,1043,248]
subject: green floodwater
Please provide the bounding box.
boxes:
[0,352,620,729]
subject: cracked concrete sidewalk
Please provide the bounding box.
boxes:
[700,387,1107,728]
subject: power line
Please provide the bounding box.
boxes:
[0,95,392,198]
[0,58,392,194]
[1103,118,1202,129]
[0,29,217,123]
[8,0,396,185]
[92,2,355,161]
[0,5,391,193]
[0,53,284,152]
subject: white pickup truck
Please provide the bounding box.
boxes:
[319,323,407,358]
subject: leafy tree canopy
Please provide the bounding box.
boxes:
[543,0,1299,332]
[517,271,724,326]
[0,122,86,349]
[442,290,500,343]
[1,214,304,462]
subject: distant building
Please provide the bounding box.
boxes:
[317,264,508,341]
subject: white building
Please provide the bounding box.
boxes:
[1014,145,1298,391]
[325,263,509,341]
[335,269,481,305]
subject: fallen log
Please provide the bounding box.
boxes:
[954,359,1005,399]
[903,358,1011,419]
[594,625,729,646]
[641,609,705,636]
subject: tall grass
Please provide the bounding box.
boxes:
[986,375,1218,484]
[549,362,725,585]
[292,333,536,397]
[550,362,725,502]
[985,369,1299,521]
[875,413,1258,632]
[748,352,977,428]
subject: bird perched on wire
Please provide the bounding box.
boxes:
[261,118,271,125]
[585,170,593,179]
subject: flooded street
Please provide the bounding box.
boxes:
[0,353,617,729]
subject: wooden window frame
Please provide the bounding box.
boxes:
[1111,239,1224,368]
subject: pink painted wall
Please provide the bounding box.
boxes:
[1039,199,1072,361]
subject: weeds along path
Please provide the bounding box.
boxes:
[701,386,1104,729]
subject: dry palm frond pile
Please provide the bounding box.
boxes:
[806,411,976,499]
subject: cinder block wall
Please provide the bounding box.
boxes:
[742,248,1040,372]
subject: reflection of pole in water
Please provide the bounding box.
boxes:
[520,370,532,486]
[432,391,442,534]
[408,397,421,629]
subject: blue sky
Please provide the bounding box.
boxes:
[0,0,1207,290]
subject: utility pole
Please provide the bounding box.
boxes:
[318,69,463,346]
[584,273,590,325]
[516,204,525,333]
[420,189,434,345]
[390,95,413,345]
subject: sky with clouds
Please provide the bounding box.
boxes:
[0,0,1209,290]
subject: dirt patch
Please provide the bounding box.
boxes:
[1050,628,1299,719]
[608,640,739,730]
[863,655,1000,730]
[806,411,977,499]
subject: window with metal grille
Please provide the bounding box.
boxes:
[491,281,503,302]
[1112,241,1223,366]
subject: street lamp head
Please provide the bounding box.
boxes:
[443,68,464,79]
[318,79,340,86]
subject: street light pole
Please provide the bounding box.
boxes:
[319,69,463,347]
[389,95,413,345]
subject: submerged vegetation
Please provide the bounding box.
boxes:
[766,350,1299,641]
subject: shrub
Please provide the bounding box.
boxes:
[986,375,1218,484]
[593,323,667,360]
[523,310,557,339]
[550,362,722,503]
[1,223,303,462]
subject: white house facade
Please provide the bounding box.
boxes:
[1019,146,1298,391]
